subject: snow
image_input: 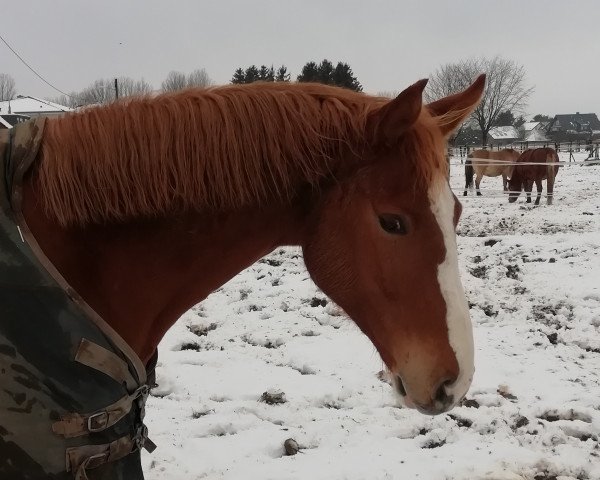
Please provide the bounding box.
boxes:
[489,126,519,140]
[142,151,600,480]
[0,95,71,115]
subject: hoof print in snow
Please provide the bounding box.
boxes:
[548,257,556,263]
[447,413,472,428]
[505,264,520,279]
[242,334,283,349]
[260,390,287,405]
[283,438,300,456]
[310,297,328,308]
[469,265,487,279]
[188,323,217,337]
[512,415,529,429]
[546,332,558,345]
[376,370,393,385]
[421,438,446,449]
[180,342,201,351]
[461,398,480,408]
[484,238,500,247]
[481,304,497,317]
[538,409,592,423]
[534,473,558,480]
[192,409,214,419]
[497,385,517,401]
[301,330,319,337]
[259,257,283,267]
[322,400,342,410]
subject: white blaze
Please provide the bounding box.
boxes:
[428,182,474,403]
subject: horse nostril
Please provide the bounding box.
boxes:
[433,377,456,404]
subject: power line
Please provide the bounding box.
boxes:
[0,32,74,98]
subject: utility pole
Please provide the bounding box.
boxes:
[114,78,119,99]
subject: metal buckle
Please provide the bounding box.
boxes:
[84,452,110,469]
[87,411,109,432]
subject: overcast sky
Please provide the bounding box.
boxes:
[3,0,599,117]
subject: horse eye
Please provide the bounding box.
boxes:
[379,214,408,235]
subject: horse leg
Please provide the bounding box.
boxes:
[525,180,534,203]
[475,174,482,196]
[464,159,474,196]
[502,173,508,192]
[534,179,542,206]
[547,162,557,205]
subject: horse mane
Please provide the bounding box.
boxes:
[36,82,448,226]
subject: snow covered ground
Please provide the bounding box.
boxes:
[142,152,600,480]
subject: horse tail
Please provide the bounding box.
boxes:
[464,158,474,195]
[546,151,558,205]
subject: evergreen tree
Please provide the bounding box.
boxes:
[533,114,552,122]
[514,115,526,128]
[244,65,260,83]
[494,110,515,126]
[275,66,290,82]
[298,59,362,91]
[297,61,320,83]
[258,65,275,82]
[318,59,335,85]
[231,68,246,84]
[332,62,362,92]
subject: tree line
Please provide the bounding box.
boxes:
[2,55,549,144]
[1,59,362,108]
[230,59,362,92]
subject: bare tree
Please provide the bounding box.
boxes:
[161,71,188,92]
[117,76,153,97]
[77,79,115,106]
[187,68,213,88]
[376,90,400,99]
[426,56,534,145]
[47,93,79,109]
[0,73,17,101]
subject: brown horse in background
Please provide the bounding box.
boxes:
[463,148,520,196]
[508,148,560,205]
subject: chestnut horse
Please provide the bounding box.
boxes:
[463,148,520,196]
[508,148,560,205]
[3,76,485,478]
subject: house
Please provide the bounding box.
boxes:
[521,121,549,142]
[0,95,71,118]
[547,113,600,141]
[488,126,519,146]
[0,113,31,129]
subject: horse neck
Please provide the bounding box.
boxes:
[21,179,309,363]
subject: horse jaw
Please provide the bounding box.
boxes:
[428,182,474,405]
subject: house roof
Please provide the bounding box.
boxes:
[522,121,549,131]
[525,129,549,142]
[0,95,71,115]
[550,113,600,131]
[489,126,518,140]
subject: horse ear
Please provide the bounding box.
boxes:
[368,79,428,146]
[426,74,486,136]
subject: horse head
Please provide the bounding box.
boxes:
[302,75,485,414]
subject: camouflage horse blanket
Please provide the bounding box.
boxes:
[0,119,154,480]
